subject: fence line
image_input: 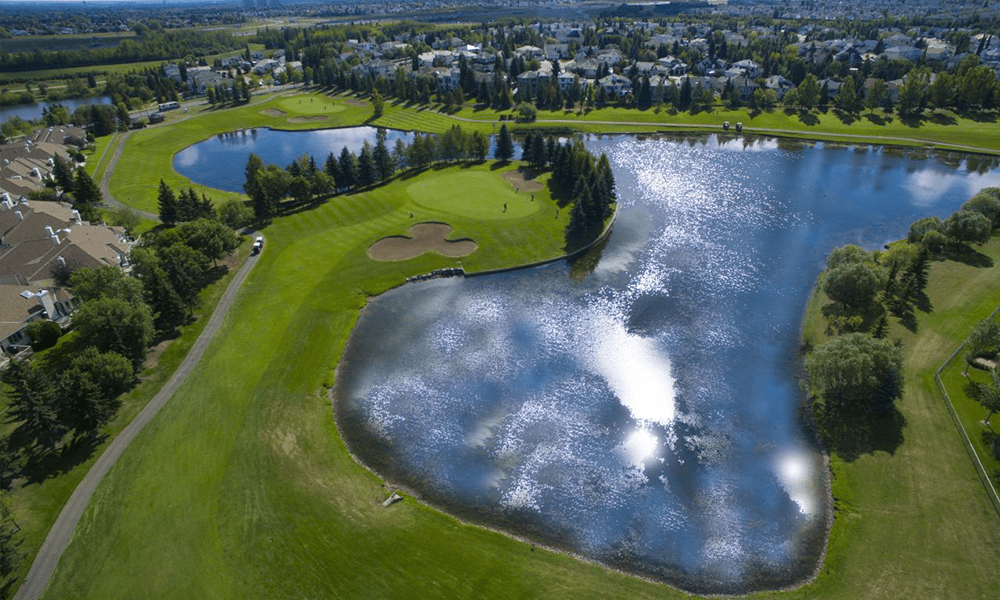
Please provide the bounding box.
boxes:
[934,306,1000,519]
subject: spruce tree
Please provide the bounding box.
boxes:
[338,147,358,189]
[357,142,376,188]
[157,180,177,225]
[325,152,341,189]
[496,124,514,161]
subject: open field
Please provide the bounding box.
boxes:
[4,238,254,595]
[37,148,1000,599]
[801,236,1000,599]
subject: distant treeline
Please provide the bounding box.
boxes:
[0,29,242,72]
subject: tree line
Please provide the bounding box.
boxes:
[242,125,492,219]
[1,202,243,586]
[806,186,1000,459]
[517,130,616,250]
[0,28,242,72]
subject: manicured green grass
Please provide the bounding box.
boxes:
[85,132,118,180]
[456,104,1000,153]
[798,236,1000,600]
[276,95,345,116]
[108,91,373,213]
[405,169,539,220]
[40,163,1000,599]
[942,358,1000,486]
[5,238,253,594]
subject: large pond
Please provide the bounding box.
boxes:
[0,95,113,124]
[333,135,1000,594]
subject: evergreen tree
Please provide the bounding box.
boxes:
[357,141,376,188]
[496,124,514,161]
[73,167,101,208]
[338,146,358,189]
[244,153,265,216]
[1,360,64,450]
[373,136,395,182]
[157,179,177,225]
[325,152,341,189]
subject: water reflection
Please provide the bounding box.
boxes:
[335,135,1000,593]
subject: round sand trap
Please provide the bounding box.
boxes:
[260,108,286,117]
[368,223,478,261]
[288,116,330,124]
[502,168,544,192]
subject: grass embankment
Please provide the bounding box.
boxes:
[3,238,253,595]
[38,163,1000,599]
[108,91,372,214]
[106,89,1000,216]
[801,236,1000,600]
[451,104,1000,152]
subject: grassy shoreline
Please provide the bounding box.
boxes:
[798,236,1000,600]
[101,88,999,215]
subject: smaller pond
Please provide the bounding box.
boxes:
[174,126,527,194]
[0,95,113,123]
[174,127,418,193]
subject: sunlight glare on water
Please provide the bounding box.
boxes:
[335,135,1000,594]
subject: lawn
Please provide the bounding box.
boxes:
[454,104,1000,153]
[799,236,1000,600]
[405,169,540,220]
[107,90,1000,219]
[38,160,1000,599]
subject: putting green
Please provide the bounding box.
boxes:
[277,96,345,116]
[406,170,540,220]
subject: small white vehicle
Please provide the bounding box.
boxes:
[252,236,263,254]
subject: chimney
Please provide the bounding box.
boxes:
[50,234,60,246]
[15,211,23,221]
[71,209,82,225]
[45,226,54,236]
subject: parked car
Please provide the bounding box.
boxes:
[252,236,263,254]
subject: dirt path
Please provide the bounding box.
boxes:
[13,235,263,600]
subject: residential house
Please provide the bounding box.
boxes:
[731,59,762,78]
[598,73,633,97]
[0,200,133,355]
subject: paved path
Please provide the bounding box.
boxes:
[13,234,263,600]
[96,129,162,221]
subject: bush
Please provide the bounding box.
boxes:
[25,320,61,351]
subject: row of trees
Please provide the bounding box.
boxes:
[243,125,495,218]
[516,131,616,250]
[1,209,241,592]
[807,187,1000,459]
[0,28,242,72]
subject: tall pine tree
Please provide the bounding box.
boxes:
[157,180,177,225]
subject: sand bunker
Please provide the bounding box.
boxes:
[288,116,329,123]
[260,109,286,117]
[368,223,478,261]
[502,168,544,192]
